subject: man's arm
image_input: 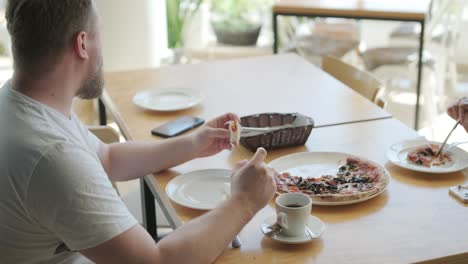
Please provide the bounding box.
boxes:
[98,114,236,182]
[81,148,276,264]
[98,136,196,182]
[81,196,253,264]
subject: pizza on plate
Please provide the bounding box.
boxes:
[407,144,451,167]
[274,157,388,203]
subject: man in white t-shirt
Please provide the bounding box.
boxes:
[0,0,276,263]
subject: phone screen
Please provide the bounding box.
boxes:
[151,116,205,138]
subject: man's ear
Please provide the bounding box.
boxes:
[75,31,89,60]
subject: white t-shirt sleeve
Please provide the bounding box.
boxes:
[26,143,137,251]
[71,112,102,153]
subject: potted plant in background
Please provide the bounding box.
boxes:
[210,0,265,46]
[0,42,6,57]
[166,0,203,63]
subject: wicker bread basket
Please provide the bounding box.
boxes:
[240,113,314,151]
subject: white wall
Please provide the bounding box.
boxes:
[94,0,168,72]
[454,5,468,64]
[455,21,468,64]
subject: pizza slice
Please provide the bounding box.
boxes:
[227,120,241,148]
[407,144,452,167]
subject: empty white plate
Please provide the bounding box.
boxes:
[386,139,468,174]
[133,87,204,112]
[166,169,231,210]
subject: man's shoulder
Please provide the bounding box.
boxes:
[0,86,68,148]
[27,142,104,207]
[0,90,90,167]
[35,142,100,176]
[0,126,76,174]
[1,132,96,184]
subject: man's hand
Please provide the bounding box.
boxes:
[448,97,468,132]
[230,148,277,217]
[191,113,240,158]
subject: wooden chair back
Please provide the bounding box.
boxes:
[322,55,384,108]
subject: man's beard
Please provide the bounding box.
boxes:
[76,55,104,100]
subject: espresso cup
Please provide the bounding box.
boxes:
[275,193,312,237]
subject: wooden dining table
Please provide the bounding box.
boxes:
[272,0,433,129]
[101,54,468,263]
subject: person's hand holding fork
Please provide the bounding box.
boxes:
[448,97,468,132]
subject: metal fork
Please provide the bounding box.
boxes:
[432,120,461,161]
[442,141,468,153]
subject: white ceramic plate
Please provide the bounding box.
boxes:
[268,152,390,206]
[386,139,468,174]
[166,169,231,210]
[261,215,325,244]
[133,88,204,112]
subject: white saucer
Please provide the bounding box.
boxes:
[133,87,204,112]
[261,215,326,244]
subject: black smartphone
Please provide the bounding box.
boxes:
[151,116,205,138]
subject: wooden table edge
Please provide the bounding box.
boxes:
[101,89,131,140]
[416,252,468,264]
[272,6,427,21]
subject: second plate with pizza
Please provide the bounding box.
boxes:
[269,152,390,206]
[386,139,468,174]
